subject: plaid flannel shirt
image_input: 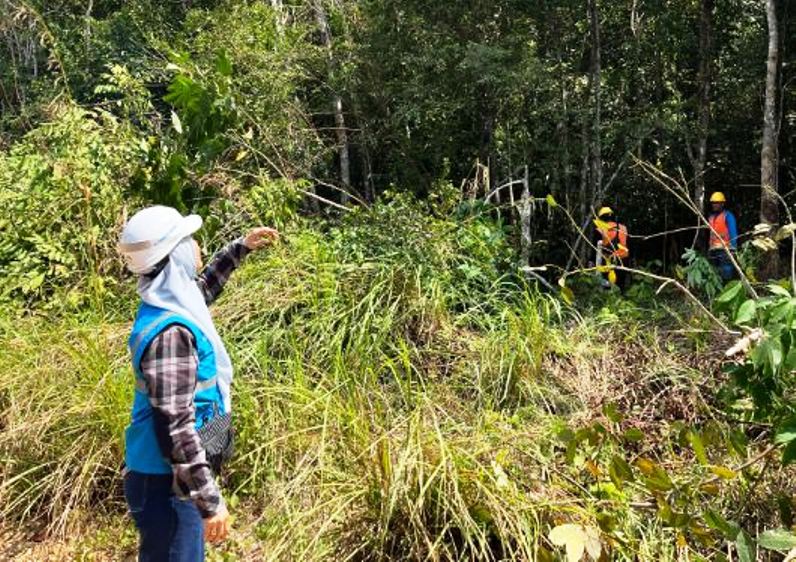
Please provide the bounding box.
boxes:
[137,239,249,517]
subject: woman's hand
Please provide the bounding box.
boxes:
[243,227,280,251]
[204,504,231,543]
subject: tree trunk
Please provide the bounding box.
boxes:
[760,0,780,278]
[577,113,590,264]
[520,165,532,266]
[314,1,352,203]
[588,0,602,207]
[557,50,571,205]
[692,0,714,213]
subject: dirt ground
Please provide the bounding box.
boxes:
[0,520,136,561]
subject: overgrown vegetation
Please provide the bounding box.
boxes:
[2,198,796,561]
[2,0,796,561]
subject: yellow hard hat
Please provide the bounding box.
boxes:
[597,206,614,217]
[710,192,726,203]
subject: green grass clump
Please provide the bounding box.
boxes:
[0,314,130,533]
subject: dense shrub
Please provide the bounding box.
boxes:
[0,103,144,305]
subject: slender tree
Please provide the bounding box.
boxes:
[760,0,780,278]
[689,0,714,213]
[588,0,602,206]
[315,0,352,202]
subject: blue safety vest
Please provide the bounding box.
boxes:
[124,303,225,474]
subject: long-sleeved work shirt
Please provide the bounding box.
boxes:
[136,239,249,517]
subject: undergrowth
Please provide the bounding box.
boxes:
[0,198,793,561]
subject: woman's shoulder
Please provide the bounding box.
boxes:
[149,323,197,352]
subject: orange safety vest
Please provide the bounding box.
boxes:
[599,222,629,260]
[709,211,730,250]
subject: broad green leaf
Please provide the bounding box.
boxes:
[622,427,644,442]
[774,416,796,444]
[644,472,673,492]
[727,429,748,458]
[767,337,784,373]
[768,283,792,297]
[634,458,673,490]
[752,336,783,375]
[703,509,740,539]
[782,440,796,466]
[736,530,754,562]
[784,348,796,373]
[770,299,796,324]
[609,455,634,487]
[758,528,796,551]
[716,281,744,304]
[734,300,757,326]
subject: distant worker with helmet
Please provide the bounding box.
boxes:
[707,192,738,281]
[594,206,630,291]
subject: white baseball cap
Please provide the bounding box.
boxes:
[118,205,203,274]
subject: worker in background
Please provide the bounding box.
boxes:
[594,206,630,291]
[707,192,738,281]
[118,206,279,561]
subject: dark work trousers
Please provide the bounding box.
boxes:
[124,471,204,562]
[709,248,736,281]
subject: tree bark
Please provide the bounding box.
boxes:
[520,165,532,266]
[760,0,780,278]
[577,112,590,264]
[314,1,352,203]
[588,0,602,207]
[692,0,714,213]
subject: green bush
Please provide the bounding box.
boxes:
[0,103,144,306]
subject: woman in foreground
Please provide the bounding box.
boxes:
[118,205,277,561]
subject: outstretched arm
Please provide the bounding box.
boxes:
[196,239,250,305]
[196,227,279,305]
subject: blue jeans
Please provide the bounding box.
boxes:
[124,471,205,562]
